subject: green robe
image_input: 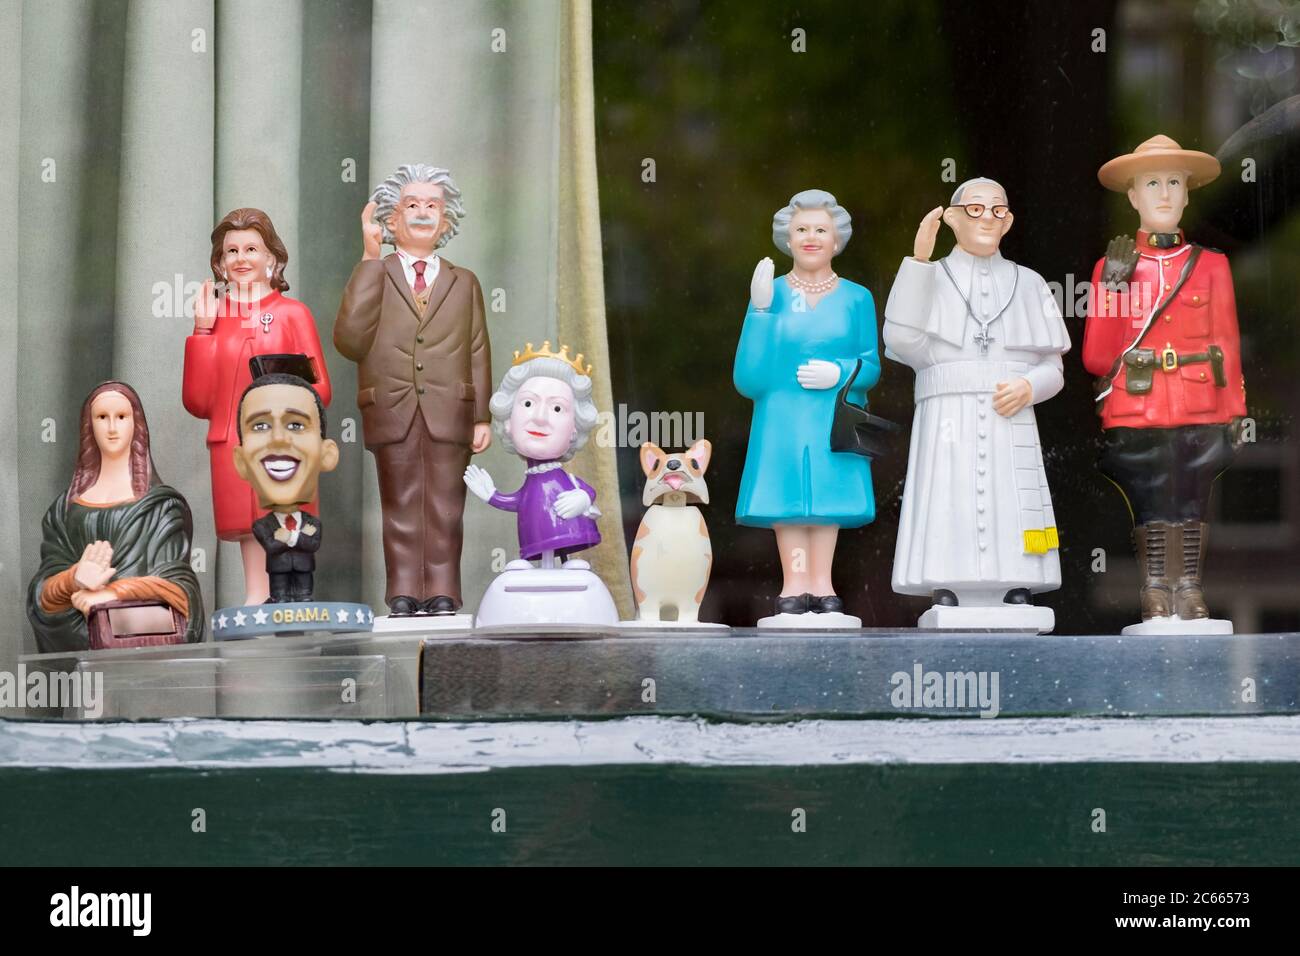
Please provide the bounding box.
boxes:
[26,484,205,653]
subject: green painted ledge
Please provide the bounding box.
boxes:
[1,715,1297,865]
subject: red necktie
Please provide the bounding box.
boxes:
[412,260,427,294]
[284,514,297,531]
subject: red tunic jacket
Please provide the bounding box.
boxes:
[182,290,333,445]
[1083,231,1246,430]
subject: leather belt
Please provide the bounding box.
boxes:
[1158,345,1213,372]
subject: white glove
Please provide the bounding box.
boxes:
[796,359,841,390]
[553,488,592,520]
[750,257,775,310]
[463,464,496,502]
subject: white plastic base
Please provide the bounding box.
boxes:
[1121,616,1234,636]
[757,611,862,629]
[371,612,474,633]
[473,567,619,629]
[615,619,730,631]
[918,603,1055,633]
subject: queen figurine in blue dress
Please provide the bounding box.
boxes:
[734,189,880,625]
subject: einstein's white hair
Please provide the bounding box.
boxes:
[949,177,1008,206]
[370,163,466,249]
[489,357,599,462]
[771,189,852,256]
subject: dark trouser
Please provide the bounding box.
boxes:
[270,570,313,603]
[371,417,472,606]
[1098,425,1236,523]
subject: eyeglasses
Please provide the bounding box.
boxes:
[954,203,1010,220]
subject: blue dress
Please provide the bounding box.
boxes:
[733,276,880,528]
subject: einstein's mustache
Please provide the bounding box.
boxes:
[407,216,440,226]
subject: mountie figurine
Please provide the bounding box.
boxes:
[734,189,880,628]
[335,163,491,619]
[463,341,618,628]
[27,382,204,652]
[1084,135,1247,634]
[184,208,332,606]
[885,178,1071,633]
[211,373,372,640]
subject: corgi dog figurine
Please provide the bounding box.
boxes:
[631,439,714,624]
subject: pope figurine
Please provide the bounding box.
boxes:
[884,178,1071,632]
[463,342,617,627]
[1084,135,1247,633]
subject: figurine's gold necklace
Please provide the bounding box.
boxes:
[786,271,838,294]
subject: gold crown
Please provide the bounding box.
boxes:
[510,340,593,376]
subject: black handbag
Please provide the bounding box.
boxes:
[829,359,901,459]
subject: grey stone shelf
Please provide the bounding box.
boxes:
[17,628,1299,722]
[420,629,1300,720]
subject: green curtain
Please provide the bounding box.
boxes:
[0,0,630,663]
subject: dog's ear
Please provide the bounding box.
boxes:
[640,442,665,477]
[685,438,712,474]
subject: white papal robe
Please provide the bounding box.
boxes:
[884,247,1071,601]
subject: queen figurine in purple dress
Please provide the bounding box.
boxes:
[464,342,602,569]
[464,342,617,627]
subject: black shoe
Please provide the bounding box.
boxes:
[932,589,959,607]
[811,594,844,614]
[421,595,460,616]
[265,595,288,605]
[1003,588,1032,605]
[775,593,811,615]
[388,595,422,617]
[289,592,313,604]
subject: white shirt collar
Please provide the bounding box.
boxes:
[395,247,441,292]
[396,247,439,268]
[274,510,303,527]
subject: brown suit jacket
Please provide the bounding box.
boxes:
[334,254,491,449]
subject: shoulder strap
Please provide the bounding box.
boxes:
[1094,246,1202,403]
[837,358,862,403]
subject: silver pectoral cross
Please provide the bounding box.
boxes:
[973,326,994,355]
[260,312,274,334]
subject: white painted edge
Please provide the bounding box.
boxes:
[2,715,1298,772]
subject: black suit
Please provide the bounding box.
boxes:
[251,511,322,602]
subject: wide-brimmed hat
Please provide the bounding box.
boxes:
[1097,134,1221,191]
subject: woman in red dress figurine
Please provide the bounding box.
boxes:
[183,208,332,604]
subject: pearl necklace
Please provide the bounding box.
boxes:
[787,271,838,294]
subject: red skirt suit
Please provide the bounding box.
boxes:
[182,291,333,540]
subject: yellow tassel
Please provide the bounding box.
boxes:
[1023,528,1060,554]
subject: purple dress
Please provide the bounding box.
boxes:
[489,461,601,560]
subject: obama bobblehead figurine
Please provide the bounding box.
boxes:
[335,164,492,617]
[232,374,339,603]
[1084,135,1248,631]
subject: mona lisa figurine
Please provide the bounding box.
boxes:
[733,189,881,627]
[27,382,204,652]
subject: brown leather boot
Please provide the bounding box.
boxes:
[1133,522,1174,620]
[1174,520,1210,619]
